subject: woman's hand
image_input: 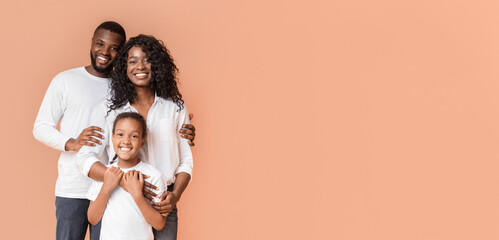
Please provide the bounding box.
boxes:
[152,191,179,217]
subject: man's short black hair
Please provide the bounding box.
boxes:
[94,21,126,43]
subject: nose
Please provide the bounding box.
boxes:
[101,47,110,56]
[136,61,145,70]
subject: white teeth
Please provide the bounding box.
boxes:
[120,147,131,151]
[98,56,108,61]
[136,73,147,76]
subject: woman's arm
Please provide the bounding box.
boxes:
[87,167,123,225]
[153,172,190,217]
[124,170,166,230]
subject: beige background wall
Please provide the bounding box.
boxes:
[2,0,499,239]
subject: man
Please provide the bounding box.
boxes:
[33,21,196,240]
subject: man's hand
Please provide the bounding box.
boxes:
[179,113,196,146]
[152,191,179,217]
[123,170,145,200]
[65,126,104,151]
[102,166,123,192]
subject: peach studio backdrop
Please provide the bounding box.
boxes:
[2,0,499,239]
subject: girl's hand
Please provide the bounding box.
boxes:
[123,170,144,200]
[102,166,123,191]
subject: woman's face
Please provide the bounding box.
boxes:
[127,46,152,87]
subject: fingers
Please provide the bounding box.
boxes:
[181,133,194,141]
[85,126,104,133]
[143,181,158,190]
[181,124,196,132]
[189,113,194,121]
[86,131,104,141]
[143,188,156,199]
[80,126,105,141]
[179,128,194,135]
[153,203,173,212]
[180,123,196,146]
[143,191,154,201]
[77,136,102,146]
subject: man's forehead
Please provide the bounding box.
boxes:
[93,29,124,43]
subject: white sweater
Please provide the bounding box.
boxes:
[33,67,110,198]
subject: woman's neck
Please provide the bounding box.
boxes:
[131,87,155,120]
[133,87,155,105]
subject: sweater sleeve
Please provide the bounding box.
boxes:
[76,102,110,177]
[33,75,71,152]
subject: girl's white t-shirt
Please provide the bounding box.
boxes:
[86,161,165,240]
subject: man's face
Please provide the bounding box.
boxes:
[90,29,124,74]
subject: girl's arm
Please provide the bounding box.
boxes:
[87,166,123,225]
[124,170,166,230]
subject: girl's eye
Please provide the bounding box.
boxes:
[117,133,123,137]
[129,60,136,64]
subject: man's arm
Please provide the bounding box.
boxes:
[33,75,103,152]
[33,75,71,151]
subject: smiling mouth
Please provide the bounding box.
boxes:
[97,56,110,64]
[120,147,132,152]
[134,73,149,79]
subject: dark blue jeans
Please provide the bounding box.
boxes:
[55,197,101,240]
[153,205,178,240]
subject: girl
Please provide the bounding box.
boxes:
[87,112,166,240]
[78,34,194,240]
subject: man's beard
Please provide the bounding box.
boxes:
[90,51,114,74]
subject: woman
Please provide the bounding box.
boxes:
[78,34,194,240]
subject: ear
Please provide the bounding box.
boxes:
[140,136,146,148]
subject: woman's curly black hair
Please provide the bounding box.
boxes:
[109,34,184,112]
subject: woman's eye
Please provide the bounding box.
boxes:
[129,60,136,64]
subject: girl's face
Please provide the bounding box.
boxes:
[127,46,152,88]
[112,118,146,162]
